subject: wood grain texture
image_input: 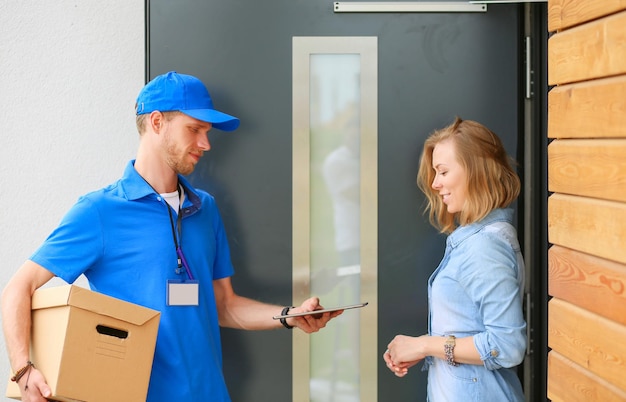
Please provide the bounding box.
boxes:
[548,351,626,402]
[548,194,626,264]
[548,139,626,202]
[548,76,626,139]
[548,2,626,399]
[548,245,626,326]
[548,0,626,32]
[548,11,626,85]
[548,298,626,392]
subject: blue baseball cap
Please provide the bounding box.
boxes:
[135,71,240,131]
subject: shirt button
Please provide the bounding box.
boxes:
[490,350,499,357]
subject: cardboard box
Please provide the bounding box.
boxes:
[6,285,160,402]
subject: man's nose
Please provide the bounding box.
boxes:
[198,134,211,151]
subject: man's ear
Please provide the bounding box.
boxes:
[149,111,164,133]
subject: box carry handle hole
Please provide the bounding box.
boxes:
[96,324,128,339]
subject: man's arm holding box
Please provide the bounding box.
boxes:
[2,260,54,401]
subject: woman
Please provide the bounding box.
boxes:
[383,117,526,401]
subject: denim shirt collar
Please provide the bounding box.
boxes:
[447,208,514,249]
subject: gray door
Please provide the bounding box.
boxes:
[148,2,521,401]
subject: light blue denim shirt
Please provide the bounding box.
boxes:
[425,208,526,402]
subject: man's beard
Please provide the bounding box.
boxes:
[164,134,195,176]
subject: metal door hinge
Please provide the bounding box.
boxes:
[525,291,533,355]
[525,36,533,99]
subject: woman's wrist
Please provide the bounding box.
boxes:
[421,334,448,361]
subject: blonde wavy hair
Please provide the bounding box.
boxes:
[417,117,520,234]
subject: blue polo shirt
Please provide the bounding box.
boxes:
[31,160,235,401]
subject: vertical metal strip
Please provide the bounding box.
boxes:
[292,36,378,402]
[292,37,312,400]
[359,37,378,402]
[144,0,151,82]
[360,38,379,402]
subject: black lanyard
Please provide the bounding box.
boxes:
[165,184,194,280]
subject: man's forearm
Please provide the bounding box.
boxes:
[2,282,35,371]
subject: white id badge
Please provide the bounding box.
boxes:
[167,280,199,306]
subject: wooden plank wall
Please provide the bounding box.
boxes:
[547,1,626,401]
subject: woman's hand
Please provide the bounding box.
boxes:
[384,334,428,377]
